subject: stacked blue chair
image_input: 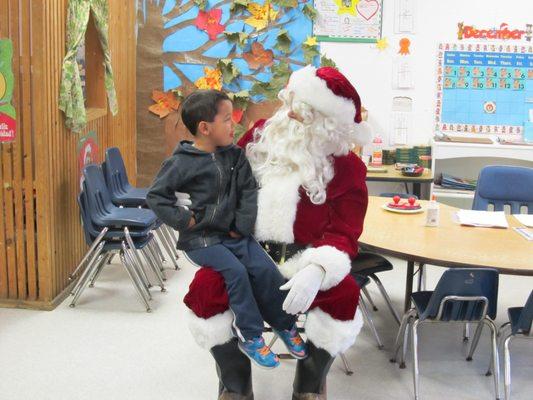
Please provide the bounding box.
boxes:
[103,147,181,269]
[500,291,533,400]
[390,268,500,400]
[69,164,167,312]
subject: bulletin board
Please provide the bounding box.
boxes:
[435,42,533,140]
[313,0,383,43]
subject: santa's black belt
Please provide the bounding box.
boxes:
[261,241,307,264]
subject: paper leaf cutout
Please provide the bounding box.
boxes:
[320,55,337,68]
[274,29,292,54]
[224,31,250,49]
[272,0,298,8]
[302,4,317,20]
[302,43,320,64]
[230,0,250,13]
[217,58,241,84]
[195,9,225,40]
[243,42,274,69]
[232,108,244,123]
[228,90,251,110]
[245,2,279,31]
[149,90,180,118]
[251,62,290,100]
[193,0,208,11]
[195,67,223,90]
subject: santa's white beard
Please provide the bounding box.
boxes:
[246,102,353,205]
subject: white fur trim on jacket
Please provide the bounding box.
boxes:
[286,65,356,128]
[255,172,301,243]
[186,309,234,350]
[305,307,363,356]
[278,245,352,291]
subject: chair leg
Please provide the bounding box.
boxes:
[161,225,179,260]
[119,251,152,313]
[503,334,512,400]
[70,243,105,307]
[485,318,501,400]
[151,230,167,263]
[359,297,384,350]
[400,315,412,369]
[122,244,152,304]
[141,247,166,291]
[390,309,416,366]
[466,322,484,361]
[370,273,401,325]
[148,239,166,273]
[125,247,152,300]
[147,240,167,279]
[340,353,354,376]
[362,286,379,311]
[69,227,109,280]
[411,319,421,400]
[89,252,113,288]
[156,228,180,270]
[124,228,153,288]
[463,322,471,342]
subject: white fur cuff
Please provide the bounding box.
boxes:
[305,307,363,356]
[278,245,352,291]
[186,309,234,350]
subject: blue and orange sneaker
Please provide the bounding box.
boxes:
[238,336,280,369]
[274,325,308,359]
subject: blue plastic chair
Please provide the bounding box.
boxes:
[498,291,533,400]
[83,164,157,229]
[473,166,533,214]
[71,188,166,312]
[104,148,181,267]
[104,147,149,207]
[391,268,500,400]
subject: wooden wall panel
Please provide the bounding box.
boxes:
[0,0,137,309]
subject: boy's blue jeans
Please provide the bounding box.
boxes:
[185,236,296,341]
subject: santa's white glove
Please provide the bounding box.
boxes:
[279,263,325,315]
[174,192,192,209]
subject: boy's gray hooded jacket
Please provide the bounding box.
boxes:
[146,141,257,251]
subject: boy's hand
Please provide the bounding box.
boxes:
[229,230,242,239]
[188,216,196,228]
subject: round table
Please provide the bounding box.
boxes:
[359,196,533,310]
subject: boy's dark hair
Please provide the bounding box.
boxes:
[180,90,230,135]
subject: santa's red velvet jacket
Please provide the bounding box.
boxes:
[237,119,369,291]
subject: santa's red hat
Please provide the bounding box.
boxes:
[286,65,372,145]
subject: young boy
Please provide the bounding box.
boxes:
[146,90,307,369]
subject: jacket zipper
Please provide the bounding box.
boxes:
[203,153,223,247]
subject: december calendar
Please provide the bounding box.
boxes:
[435,43,533,139]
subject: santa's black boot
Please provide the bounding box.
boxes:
[210,338,254,400]
[292,341,335,400]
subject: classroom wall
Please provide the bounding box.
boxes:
[321,0,533,146]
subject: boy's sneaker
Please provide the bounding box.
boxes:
[274,325,308,359]
[238,336,280,369]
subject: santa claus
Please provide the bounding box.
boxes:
[183,65,371,400]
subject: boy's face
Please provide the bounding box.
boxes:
[202,99,234,147]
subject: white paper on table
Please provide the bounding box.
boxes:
[455,210,509,229]
[513,214,533,228]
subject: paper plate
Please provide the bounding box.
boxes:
[382,204,425,214]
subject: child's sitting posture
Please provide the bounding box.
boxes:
[147,90,307,368]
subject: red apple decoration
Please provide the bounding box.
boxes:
[393,195,401,204]
[408,197,416,206]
